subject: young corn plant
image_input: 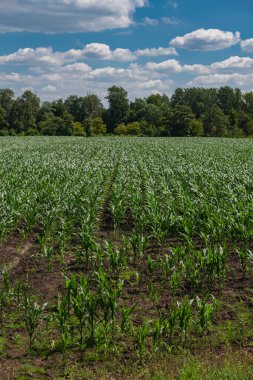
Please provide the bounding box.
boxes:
[22,291,47,352]
[204,245,228,285]
[177,299,193,342]
[196,294,216,335]
[128,231,147,263]
[147,255,155,277]
[170,268,180,297]
[120,305,135,335]
[160,254,173,281]
[152,316,168,352]
[236,248,249,278]
[106,241,127,275]
[71,276,89,348]
[55,294,71,352]
[136,322,150,356]
[85,290,100,347]
[78,226,98,269]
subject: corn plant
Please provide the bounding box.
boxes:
[105,241,127,275]
[136,322,150,356]
[147,255,155,276]
[120,305,135,335]
[55,294,71,352]
[196,294,216,334]
[71,276,89,348]
[236,248,250,278]
[177,299,193,342]
[22,291,47,352]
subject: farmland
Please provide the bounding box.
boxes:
[0,136,252,379]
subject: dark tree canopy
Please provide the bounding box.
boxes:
[0,85,253,137]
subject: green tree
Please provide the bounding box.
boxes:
[0,106,8,130]
[114,123,128,135]
[171,105,195,136]
[9,90,40,133]
[64,96,84,122]
[244,120,253,136]
[139,121,156,136]
[106,86,129,133]
[128,98,147,122]
[82,94,103,120]
[72,122,86,136]
[51,99,66,118]
[90,117,107,135]
[126,122,141,136]
[58,112,74,135]
[39,117,60,135]
[217,86,237,115]
[202,106,229,137]
[0,88,15,123]
[243,92,253,117]
[170,88,185,107]
[191,119,204,136]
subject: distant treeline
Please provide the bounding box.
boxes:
[0,86,253,137]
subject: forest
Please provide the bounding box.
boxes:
[0,86,253,137]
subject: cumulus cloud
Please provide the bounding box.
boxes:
[0,0,146,33]
[211,56,253,70]
[145,59,210,74]
[170,28,240,51]
[187,73,253,87]
[240,38,253,53]
[0,44,178,67]
[162,17,181,26]
[135,47,178,57]
[2,41,253,102]
[142,17,159,26]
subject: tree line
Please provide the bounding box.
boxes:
[0,86,253,137]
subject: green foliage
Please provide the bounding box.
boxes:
[90,117,107,136]
[21,292,47,351]
[190,119,204,136]
[171,105,195,136]
[106,86,129,132]
[72,122,86,136]
[1,85,253,136]
[114,123,128,135]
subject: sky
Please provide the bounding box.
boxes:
[1,0,253,102]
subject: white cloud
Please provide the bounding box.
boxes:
[135,47,178,57]
[170,28,240,51]
[211,56,253,70]
[60,63,92,73]
[145,59,182,72]
[0,44,178,67]
[41,85,57,93]
[3,43,253,103]
[162,17,181,25]
[187,73,253,87]
[0,72,23,82]
[0,47,62,65]
[145,59,210,74]
[0,0,146,33]
[169,1,178,9]
[82,43,136,61]
[142,17,159,26]
[240,38,253,53]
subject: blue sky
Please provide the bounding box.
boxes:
[0,0,253,101]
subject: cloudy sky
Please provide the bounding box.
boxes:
[1,0,253,102]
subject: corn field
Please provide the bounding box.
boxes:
[0,136,252,378]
